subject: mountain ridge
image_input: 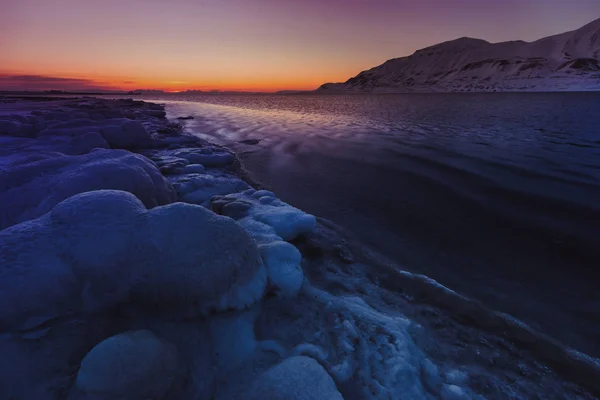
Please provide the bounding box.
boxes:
[318,18,600,93]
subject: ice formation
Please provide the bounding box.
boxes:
[0,190,266,331]
[211,189,317,298]
[0,98,586,400]
[0,149,176,230]
[259,241,304,298]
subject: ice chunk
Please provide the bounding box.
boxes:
[0,149,176,229]
[67,132,110,154]
[211,191,316,242]
[183,163,206,174]
[173,147,234,167]
[206,264,267,314]
[0,190,265,330]
[273,286,449,400]
[244,356,344,400]
[210,188,314,299]
[99,120,153,149]
[441,384,469,400]
[237,218,281,243]
[72,330,182,400]
[176,175,249,205]
[259,241,304,298]
[253,208,317,241]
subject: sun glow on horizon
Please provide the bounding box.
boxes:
[2,0,600,92]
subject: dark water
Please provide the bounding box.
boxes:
[148,93,600,358]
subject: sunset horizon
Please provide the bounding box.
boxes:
[3,0,600,92]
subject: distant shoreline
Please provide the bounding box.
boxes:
[2,90,600,101]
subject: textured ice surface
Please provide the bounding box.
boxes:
[172,147,235,167]
[212,189,317,242]
[254,284,470,400]
[259,241,304,298]
[176,173,250,205]
[183,163,206,174]
[211,189,315,298]
[0,148,176,229]
[0,190,265,331]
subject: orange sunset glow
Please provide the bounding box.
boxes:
[2,0,600,92]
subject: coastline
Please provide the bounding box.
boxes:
[0,96,597,399]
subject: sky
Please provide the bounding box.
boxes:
[1,0,600,92]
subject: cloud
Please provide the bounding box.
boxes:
[0,74,118,92]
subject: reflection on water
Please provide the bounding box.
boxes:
[142,93,600,357]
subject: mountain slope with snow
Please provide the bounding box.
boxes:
[318,18,600,92]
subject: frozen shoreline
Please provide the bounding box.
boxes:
[0,96,597,399]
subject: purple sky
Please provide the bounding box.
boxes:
[1,0,599,91]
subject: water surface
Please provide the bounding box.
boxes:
[145,93,600,357]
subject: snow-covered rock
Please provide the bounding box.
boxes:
[0,148,175,229]
[174,173,250,206]
[34,117,153,149]
[183,163,206,174]
[173,147,235,167]
[154,155,190,174]
[259,241,304,298]
[71,330,182,400]
[318,17,600,93]
[212,189,317,242]
[244,356,344,400]
[0,190,266,331]
[100,120,153,149]
[211,189,315,298]
[209,189,315,299]
[67,132,110,155]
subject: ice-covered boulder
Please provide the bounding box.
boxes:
[136,201,266,315]
[71,330,182,400]
[244,356,344,400]
[0,148,175,229]
[211,189,315,298]
[259,241,304,298]
[172,173,250,206]
[173,147,235,167]
[67,132,110,155]
[0,132,109,162]
[35,117,153,149]
[0,190,266,331]
[156,156,190,174]
[183,163,205,174]
[212,189,316,242]
[99,120,153,149]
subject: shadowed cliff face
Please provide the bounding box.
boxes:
[318,18,600,92]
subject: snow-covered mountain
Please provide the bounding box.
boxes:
[318,18,600,92]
